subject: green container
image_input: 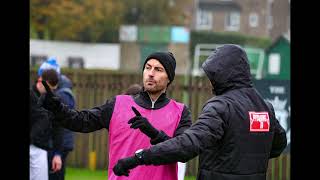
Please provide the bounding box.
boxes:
[140,43,168,68]
[138,26,171,43]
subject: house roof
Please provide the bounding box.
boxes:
[265,34,290,53]
[283,32,290,42]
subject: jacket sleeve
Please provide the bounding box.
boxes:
[267,102,287,158]
[143,100,226,165]
[150,105,192,145]
[30,91,50,144]
[55,97,116,133]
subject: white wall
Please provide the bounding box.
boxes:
[30,39,120,70]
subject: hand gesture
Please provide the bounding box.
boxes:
[128,107,159,139]
[41,80,62,113]
[113,156,140,176]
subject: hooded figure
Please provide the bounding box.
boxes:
[202,44,253,95]
[112,44,287,180]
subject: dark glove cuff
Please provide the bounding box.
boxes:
[150,130,170,145]
[140,149,153,165]
[126,155,143,169]
[148,128,160,139]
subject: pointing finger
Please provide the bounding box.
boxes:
[131,106,141,116]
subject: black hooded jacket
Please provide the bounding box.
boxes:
[30,89,51,150]
[30,87,63,152]
[140,44,287,180]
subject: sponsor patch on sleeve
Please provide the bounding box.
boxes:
[249,111,270,132]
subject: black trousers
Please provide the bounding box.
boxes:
[48,151,70,180]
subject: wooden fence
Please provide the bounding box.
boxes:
[30,69,290,179]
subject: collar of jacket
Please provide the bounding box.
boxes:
[133,91,170,110]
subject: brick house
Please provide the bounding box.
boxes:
[193,0,290,40]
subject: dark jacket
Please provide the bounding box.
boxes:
[54,90,192,144]
[30,89,50,150]
[30,88,63,152]
[141,45,287,180]
[55,74,75,151]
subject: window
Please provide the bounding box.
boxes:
[267,15,273,29]
[196,10,212,30]
[169,0,175,7]
[268,53,281,75]
[68,57,84,69]
[249,13,259,27]
[30,55,47,67]
[225,11,240,31]
[267,0,273,30]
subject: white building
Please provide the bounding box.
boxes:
[30,39,120,70]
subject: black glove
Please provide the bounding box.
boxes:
[41,80,63,113]
[128,106,159,139]
[113,156,141,176]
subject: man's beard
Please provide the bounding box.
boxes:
[145,86,163,94]
[144,82,166,95]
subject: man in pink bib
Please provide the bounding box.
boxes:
[41,52,192,180]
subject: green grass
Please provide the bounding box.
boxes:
[66,167,196,180]
[66,167,107,180]
[184,176,197,180]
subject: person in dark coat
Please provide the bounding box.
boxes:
[39,52,192,180]
[112,44,287,180]
[30,69,63,180]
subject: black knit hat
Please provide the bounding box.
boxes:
[143,52,176,85]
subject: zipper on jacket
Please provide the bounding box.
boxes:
[147,92,162,109]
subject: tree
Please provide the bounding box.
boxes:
[120,0,192,26]
[30,0,124,42]
[30,0,193,42]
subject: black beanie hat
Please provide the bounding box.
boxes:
[143,52,176,85]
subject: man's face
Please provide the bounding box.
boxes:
[36,77,57,94]
[143,59,169,94]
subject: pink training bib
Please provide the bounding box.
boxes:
[108,95,184,180]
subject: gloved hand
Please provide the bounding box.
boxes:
[128,107,159,139]
[113,156,141,176]
[41,80,63,113]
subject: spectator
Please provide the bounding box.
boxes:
[30,69,62,180]
[38,57,76,180]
